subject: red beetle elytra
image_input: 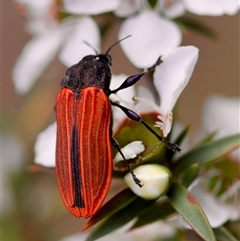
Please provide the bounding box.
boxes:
[55,36,180,218]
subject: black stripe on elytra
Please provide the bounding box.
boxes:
[71,124,85,208]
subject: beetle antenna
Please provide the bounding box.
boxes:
[83,41,98,55]
[105,35,132,55]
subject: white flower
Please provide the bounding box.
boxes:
[118,9,182,68]
[15,0,58,34]
[13,0,117,94]
[2,134,24,215]
[12,22,71,94]
[124,164,172,199]
[183,0,239,16]
[34,122,56,167]
[135,46,199,137]
[59,17,101,67]
[13,14,101,94]
[63,0,121,15]
[114,141,145,163]
[202,95,240,161]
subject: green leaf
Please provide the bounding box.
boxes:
[181,163,199,188]
[166,183,216,241]
[175,16,218,39]
[173,125,190,146]
[214,226,239,241]
[83,188,137,230]
[195,132,217,146]
[148,0,158,9]
[130,200,175,230]
[173,134,240,174]
[86,198,154,241]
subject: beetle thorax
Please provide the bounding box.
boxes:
[62,55,112,94]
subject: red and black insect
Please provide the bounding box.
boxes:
[55,36,180,218]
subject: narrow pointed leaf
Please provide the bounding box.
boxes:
[86,198,154,241]
[83,188,137,230]
[166,183,216,241]
[173,134,240,174]
[166,125,190,161]
[181,163,199,188]
[173,125,190,146]
[213,226,239,241]
[130,200,175,230]
[175,16,218,39]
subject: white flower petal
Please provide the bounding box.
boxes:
[135,86,156,113]
[63,0,121,15]
[203,95,240,137]
[124,164,171,199]
[114,0,139,17]
[16,0,57,34]
[119,10,182,68]
[34,123,56,167]
[15,0,53,17]
[12,26,68,94]
[154,46,199,114]
[134,96,161,113]
[59,17,100,67]
[114,141,145,163]
[202,95,240,161]
[153,46,198,135]
[2,134,24,215]
[158,1,186,18]
[183,0,239,16]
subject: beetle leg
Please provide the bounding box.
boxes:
[110,101,181,153]
[110,56,162,94]
[110,136,143,188]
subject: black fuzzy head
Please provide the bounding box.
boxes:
[61,35,132,95]
[61,54,112,94]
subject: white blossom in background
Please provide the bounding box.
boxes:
[63,0,121,15]
[179,95,240,228]
[34,122,56,167]
[202,95,240,161]
[2,134,24,215]
[12,0,116,94]
[183,0,239,16]
[14,0,58,34]
[179,177,240,228]
[12,15,100,93]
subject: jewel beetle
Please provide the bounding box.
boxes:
[55,36,180,218]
